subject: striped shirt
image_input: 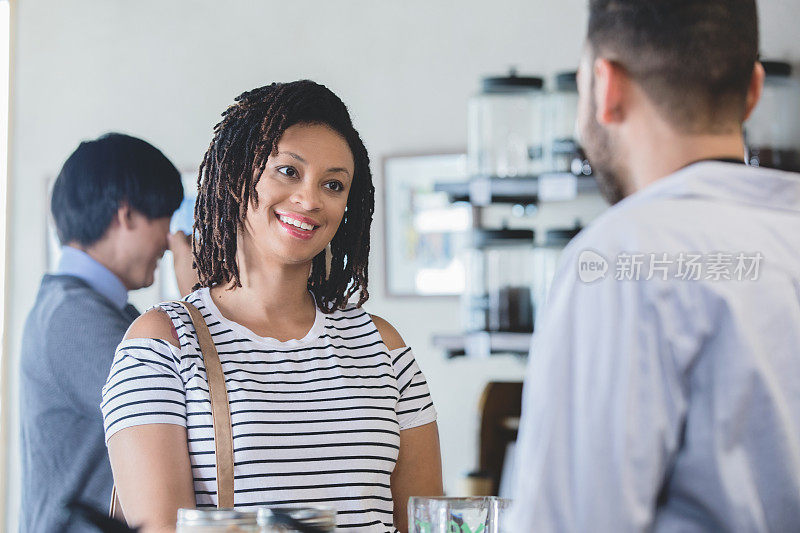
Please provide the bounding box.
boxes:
[101,288,437,532]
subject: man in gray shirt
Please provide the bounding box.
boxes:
[511,0,800,531]
[20,133,193,532]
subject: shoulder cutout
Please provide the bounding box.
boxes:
[370,314,407,351]
[124,308,181,348]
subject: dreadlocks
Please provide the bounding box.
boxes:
[192,80,375,313]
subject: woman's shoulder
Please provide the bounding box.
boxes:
[324,303,405,350]
[368,314,406,351]
[124,308,181,348]
[123,289,206,349]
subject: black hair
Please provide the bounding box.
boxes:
[587,0,759,132]
[51,132,183,246]
[193,80,375,313]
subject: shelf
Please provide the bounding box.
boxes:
[434,172,598,205]
[432,331,533,358]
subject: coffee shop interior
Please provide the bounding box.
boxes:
[2,0,800,530]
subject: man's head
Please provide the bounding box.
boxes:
[577,0,762,204]
[51,133,183,290]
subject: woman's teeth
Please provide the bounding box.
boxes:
[279,215,316,231]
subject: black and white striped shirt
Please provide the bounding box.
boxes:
[101,288,436,532]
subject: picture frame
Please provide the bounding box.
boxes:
[382,152,470,297]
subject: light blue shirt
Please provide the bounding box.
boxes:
[510,162,800,532]
[56,246,128,311]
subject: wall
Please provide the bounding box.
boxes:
[5,0,800,530]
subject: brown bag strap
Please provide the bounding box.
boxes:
[175,300,235,509]
[109,300,235,520]
[109,485,123,521]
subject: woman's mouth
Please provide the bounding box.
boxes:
[275,212,320,241]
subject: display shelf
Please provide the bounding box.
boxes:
[434,172,598,205]
[432,331,533,358]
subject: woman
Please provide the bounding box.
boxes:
[101,80,443,533]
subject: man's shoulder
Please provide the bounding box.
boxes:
[568,183,712,259]
[21,276,128,375]
[27,275,123,329]
[566,199,671,257]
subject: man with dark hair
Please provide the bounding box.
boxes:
[20,133,194,532]
[512,1,800,531]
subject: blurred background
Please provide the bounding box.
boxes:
[2,0,800,531]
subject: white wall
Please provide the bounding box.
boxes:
[5,0,800,530]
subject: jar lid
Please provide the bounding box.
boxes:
[471,229,535,248]
[544,226,582,247]
[555,71,578,92]
[482,68,544,93]
[257,506,337,531]
[177,508,257,526]
[761,60,792,77]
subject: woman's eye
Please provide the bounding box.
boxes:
[325,181,345,192]
[277,166,298,177]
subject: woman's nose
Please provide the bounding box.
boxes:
[290,182,323,211]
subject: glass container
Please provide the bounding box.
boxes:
[176,509,259,533]
[462,229,535,333]
[468,70,546,178]
[547,71,580,173]
[408,496,512,533]
[257,506,336,532]
[532,224,582,319]
[745,60,800,172]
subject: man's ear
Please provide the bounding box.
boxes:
[115,202,135,231]
[743,62,765,122]
[593,57,629,125]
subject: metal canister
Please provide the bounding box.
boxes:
[176,508,259,533]
[257,506,337,533]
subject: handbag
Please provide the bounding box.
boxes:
[109,300,235,521]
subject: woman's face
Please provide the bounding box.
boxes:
[240,123,355,267]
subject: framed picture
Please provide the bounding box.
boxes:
[383,153,470,297]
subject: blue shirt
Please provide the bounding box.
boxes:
[510,162,800,532]
[57,246,128,310]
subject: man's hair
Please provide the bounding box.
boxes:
[193,80,375,313]
[587,0,759,133]
[51,133,183,246]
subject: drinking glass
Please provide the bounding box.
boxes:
[408,496,512,533]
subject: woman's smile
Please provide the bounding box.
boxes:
[274,210,321,241]
[239,122,354,262]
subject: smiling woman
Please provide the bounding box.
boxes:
[192,82,375,315]
[100,80,443,533]
[246,124,353,255]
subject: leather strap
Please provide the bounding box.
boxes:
[109,300,235,520]
[109,485,124,521]
[176,301,235,509]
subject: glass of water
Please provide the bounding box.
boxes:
[408,496,512,533]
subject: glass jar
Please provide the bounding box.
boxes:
[257,506,336,533]
[532,224,582,318]
[547,71,580,173]
[176,509,259,533]
[462,229,536,334]
[468,70,546,178]
[745,60,800,172]
[408,496,512,533]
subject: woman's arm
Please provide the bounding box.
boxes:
[107,310,196,533]
[371,315,444,533]
[392,422,444,532]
